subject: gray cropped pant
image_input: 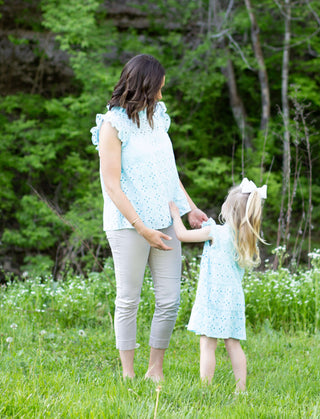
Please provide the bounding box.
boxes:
[106,225,181,351]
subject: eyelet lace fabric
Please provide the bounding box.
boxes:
[187,218,246,340]
[90,101,190,231]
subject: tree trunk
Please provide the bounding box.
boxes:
[211,0,252,149]
[274,0,291,268]
[221,55,252,151]
[244,0,270,132]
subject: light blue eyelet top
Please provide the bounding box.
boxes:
[90,101,191,231]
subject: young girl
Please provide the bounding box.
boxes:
[169,178,267,392]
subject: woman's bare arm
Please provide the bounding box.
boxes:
[179,180,208,228]
[99,121,173,250]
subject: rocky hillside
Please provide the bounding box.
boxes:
[0,0,182,97]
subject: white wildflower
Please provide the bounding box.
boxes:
[308,251,320,260]
[6,337,13,343]
[78,330,86,337]
[39,330,47,336]
[10,323,18,329]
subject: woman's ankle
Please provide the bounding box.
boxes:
[123,372,135,380]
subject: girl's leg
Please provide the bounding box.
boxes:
[146,225,181,381]
[200,335,217,383]
[107,229,150,379]
[224,338,247,392]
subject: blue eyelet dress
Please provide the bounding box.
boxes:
[187,218,246,340]
[90,101,190,231]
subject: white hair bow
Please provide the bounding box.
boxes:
[240,178,267,199]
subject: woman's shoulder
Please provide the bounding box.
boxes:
[90,106,130,149]
[156,101,167,113]
[107,105,127,116]
[155,101,170,132]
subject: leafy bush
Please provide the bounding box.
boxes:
[243,248,320,333]
[1,250,319,333]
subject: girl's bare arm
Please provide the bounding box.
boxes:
[169,202,211,243]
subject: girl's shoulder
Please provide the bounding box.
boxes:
[202,218,218,240]
[202,218,232,244]
[202,217,216,228]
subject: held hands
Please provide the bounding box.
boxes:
[135,222,173,251]
[170,201,208,229]
[187,207,208,229]
[170,201,210,242]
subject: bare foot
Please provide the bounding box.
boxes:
[144,372,164,382]
[123,372,135,380]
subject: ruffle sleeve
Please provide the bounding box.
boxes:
[202,218,218,243]
[90,107,129,150]
[157,101,171,132]
[90,113,104,150]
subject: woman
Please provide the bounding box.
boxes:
[91,54,207,381]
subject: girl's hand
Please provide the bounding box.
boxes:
[169,201,180,219]
[136,223,173,250]
[188,208,208,229]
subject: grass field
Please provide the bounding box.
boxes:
[1,253,319,418]
[1,324,319,418]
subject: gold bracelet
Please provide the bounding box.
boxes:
[131,217,141,227]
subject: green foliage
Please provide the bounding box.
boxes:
[2,195,65,250]
[7,35,29,46]
[0,90,109,273]
[1,269,114,329]
[1,0,320,275]
[183,157,231,209]
[1,252,319,332]
[42,0,102,51]
[42,0,116,92]
[22,254,55,277]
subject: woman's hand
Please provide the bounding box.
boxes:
[135,223,173,250]
[188,208,208,229]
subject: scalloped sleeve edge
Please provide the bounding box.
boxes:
[202,218,217,241]
[90,113,105,150]
[157,101,171,132]
[90,110,127,150]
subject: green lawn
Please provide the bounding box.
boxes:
[1,258,319,418]
[1,322,319,418]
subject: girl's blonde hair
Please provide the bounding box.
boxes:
[220,185,266,269]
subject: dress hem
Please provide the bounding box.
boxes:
[187,328,246,341]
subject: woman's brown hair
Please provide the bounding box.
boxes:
[108,54,165,128]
